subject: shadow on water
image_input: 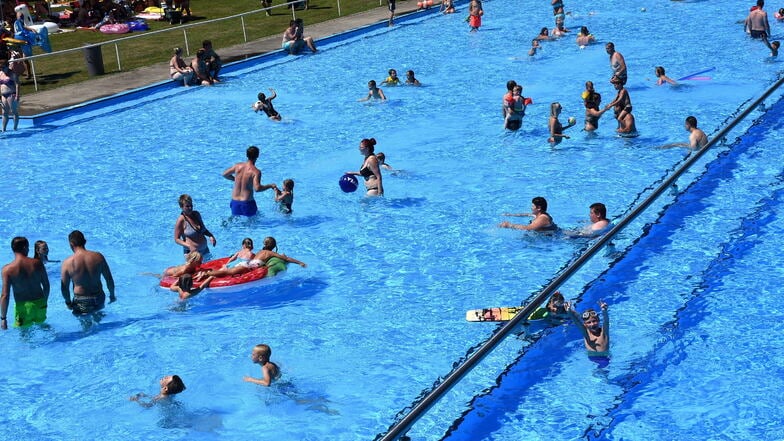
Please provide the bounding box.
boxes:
[182,276,328,314]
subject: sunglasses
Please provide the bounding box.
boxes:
[582,311,597,320]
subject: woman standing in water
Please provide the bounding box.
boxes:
[346,138,384,196]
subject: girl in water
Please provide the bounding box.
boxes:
[548,102,576,144]
[195,237,306,279]
[346,138,384,196]
[33,240,60,265]
[654,66,677,86]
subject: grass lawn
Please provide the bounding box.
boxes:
[17,0,387,94]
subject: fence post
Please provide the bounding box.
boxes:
[30,60,38,91]
[183,29,189,56]
[337,0,341,16]
[114,43,121,71]
[241,16,248,42]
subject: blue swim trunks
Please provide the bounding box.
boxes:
[230,199,258,217]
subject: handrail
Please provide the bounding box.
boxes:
[376,76,784,441]
[20,0,311,90]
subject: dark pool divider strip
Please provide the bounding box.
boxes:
[26,6,443,128]
[375,76,784,441]
[440,92,784,441]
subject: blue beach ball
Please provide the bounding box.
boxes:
[339,174,358,193]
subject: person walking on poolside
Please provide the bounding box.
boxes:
[223,145,277,217]
[605,42,627,85]
[61,230,116,317]
[569,300,609,356]
[468,0,483,32]
[746,0,774,51]
[1,237,50,329]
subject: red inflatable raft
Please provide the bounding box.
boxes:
[159,257,269,292]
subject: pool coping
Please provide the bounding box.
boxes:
[23,3,442,126]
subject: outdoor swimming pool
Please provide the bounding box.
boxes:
[2,0,784,439]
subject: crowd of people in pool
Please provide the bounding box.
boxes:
[2,0,781,407]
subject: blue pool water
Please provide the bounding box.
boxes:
[2,0,784,439]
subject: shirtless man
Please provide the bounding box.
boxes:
[605,42,627,85]
[1,237,49,329]
[746,0,773,50]
[566,203,610,237]
[61,230,116,316]
[222,145,277,217]
[569,300,609,356]
[685,116,708,149]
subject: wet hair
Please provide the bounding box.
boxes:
[178,194,193,208]
[655,66,665,77]
[376,152,386,163]
[166,375,187,395]
[532,196,548,212]
[11,236,28,253]
[513,85,523,93]
[368,80,377,87]
[68,230,86,248]
[282,179,294,190]
[506,80,517,91]
[388,68,396,75]
[539,27,548,35]
[33,240,48,259]
[685,115,698,128]
[360,138,377,154]
[407,70,415,77]
[257,92,266,101]
[585,81,594,92]
[590,202,607,220]
[757,0,764,8]
[262,237,277,251]
[548,291,565,308]
[247,145,260,161]
[580,26,589,36]
[606,42,615,51]
[178,274,194,292]
[253,344,272,361]
[242,237,254,249]
[185,251,202,264]
[549,102,562,117]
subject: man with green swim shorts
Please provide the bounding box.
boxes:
[1,236,50,329]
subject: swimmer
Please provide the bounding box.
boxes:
[130,375,187,407]
[564,202,611,237]
[655,66,677,86]
[252,88,282,121]
[405,70,421,86]
[33,240,60,265]
[170,273,214,300]
[583,84,607,132]
[548,102,575,144]
[777,7,784,20]
[381,69,400,86]
[376,152,394,170]
[535,27,552,41]
[543,291,570,321]
[440,0,455,14]
[499,196,558,232]
[771,40,780,56]
[661,116,708,150]
[273,179,295,214]
[528,39,541,56]
[568,300,609,356]
[359,80,387,101]
[576,26,595,46]
[244,344,280,386]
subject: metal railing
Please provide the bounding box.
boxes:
[376,76,784,441]
[21,0,337,91]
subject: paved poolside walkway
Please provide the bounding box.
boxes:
[20,3,419,116]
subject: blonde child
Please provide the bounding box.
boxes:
[274,179,294,214]
[170,273,215,300]
[243,344,280,386]
[163,251,202,277]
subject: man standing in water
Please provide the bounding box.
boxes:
[745,0,773,51]
[1,237,49,329]
[222,145,277,217]
[61,230,115,317]
[685,116,709,149]
[605,42,627,85]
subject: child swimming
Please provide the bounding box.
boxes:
[252,88,281,121]
[381,69,401,86]
[359,80,387,101]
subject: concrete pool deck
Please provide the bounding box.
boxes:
[20,3,422,116]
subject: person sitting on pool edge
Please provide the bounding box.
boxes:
[499,196,558,232]
[130,375,187,407]
[568,300,610,363]
[243,343,280,386]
